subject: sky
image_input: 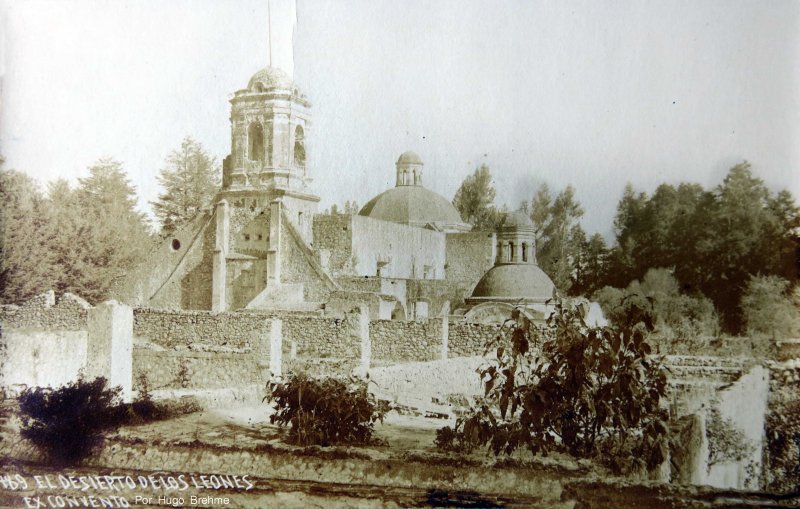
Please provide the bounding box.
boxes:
[1,0,798,238]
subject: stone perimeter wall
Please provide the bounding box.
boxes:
[133,308,271,351]
[0,291,90,331]
[133,350,263,391]
[1,292,507,371]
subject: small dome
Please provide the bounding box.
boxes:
[247,67,294,91]
[501,210,534,229]
[469,264,556,303]
[359,186,470,232]
[397,151,423,165]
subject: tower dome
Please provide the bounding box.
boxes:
[247,67,294,92]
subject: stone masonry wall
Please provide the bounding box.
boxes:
[766,359,800,492]
[132,308,272,350]
[281,221,333,302]
[132,349,262,391]
[281,315,361,359]
[312,214,354,276]
[448,322,503,358]
[0,291,91,330]
[370,319,442,363]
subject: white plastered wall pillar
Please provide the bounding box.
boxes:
[86,301,133,402]
[212,199,230,312]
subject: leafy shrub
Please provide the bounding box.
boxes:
[436,298,670,475]
[18,377,123,464]
[706,407,754,466]
[741,275,800,340]
[267,374,388,446]
[594,268,719,340]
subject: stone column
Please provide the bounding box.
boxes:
[86,301,133,402]
[267,199,283,287]
[212,199,230,312]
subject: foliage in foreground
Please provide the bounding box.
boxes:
[267,374,388,447]
[18,377,123,464]
[18,376,194,464]
[435,299,670,475]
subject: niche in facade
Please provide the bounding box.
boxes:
[294,125,305,167]
[248,122,265,162]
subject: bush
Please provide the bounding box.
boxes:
[436,298,670,475]
[594,268,719,340]
[741,275,800,340]
[18,377,123,464]
[267,374,388,446]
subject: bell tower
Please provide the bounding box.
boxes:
[223,68,314,194]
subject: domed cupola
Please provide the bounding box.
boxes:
[466,209,556,306]
[395,151,424,186]
[358,152,471,233]
[247,67,294,92]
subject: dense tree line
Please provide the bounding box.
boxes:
[453,161,798,335]
[0,137,220,304]
[0,159,154,304]
[603,162,798,333]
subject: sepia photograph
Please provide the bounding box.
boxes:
[0,0,798,507]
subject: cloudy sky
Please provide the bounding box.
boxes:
[1,0,798,237]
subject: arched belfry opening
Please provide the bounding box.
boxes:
[294,125,305,167]
[249,122,265,162]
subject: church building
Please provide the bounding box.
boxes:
[116,67,556,321]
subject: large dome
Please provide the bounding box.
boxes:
[359,186,470,232]
[469,264,556,303]
[247,67,294,91]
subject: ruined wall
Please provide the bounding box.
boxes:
[408,279,470,318]
[336,277,382,293]
[280,221,333,302]
[650,334,773,358]
[448,322,503,358]
[0,291,90,330]
[282,315,361,359]
[133,349,262,390]
[114,212,214,310]
[132,308,271,350]
[370,319,442,363]
[312,214,354,276]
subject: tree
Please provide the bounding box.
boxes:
[741,275,800,340]
[537,186,585,293]
[602,164,799,333]
[529,183,552,244]
[696,163,798,332]
[152,137,219,236]
[435,300,669,475]
[67,159,153,302]
[452,164,501,231]
[594,268,719,340]
[571,232,609,296]
[0,171,58,302]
